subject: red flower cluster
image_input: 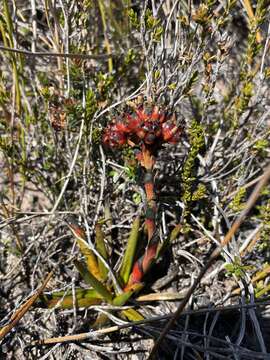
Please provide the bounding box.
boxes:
[103,105,182,148]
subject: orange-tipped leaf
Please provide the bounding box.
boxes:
[74,260,113,303]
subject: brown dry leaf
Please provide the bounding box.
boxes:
[137,291,187,302]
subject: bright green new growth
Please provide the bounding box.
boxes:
[182,119,205,219]
[229,187,247,212]
[225,257,254,280]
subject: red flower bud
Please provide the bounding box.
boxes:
[162,122,181,143]
[102,124,127,148]
[115,122,130,133]
[135,107,149,121]
[167,130,181,144]
[136,121,162,144]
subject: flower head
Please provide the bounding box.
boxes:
[102,103,182,149]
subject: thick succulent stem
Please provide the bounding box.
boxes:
[144,170,156,241]
[123,242,158,291]
[141,145,157,242]
[124,147,158,291]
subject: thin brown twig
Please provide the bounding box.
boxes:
[148,163,270,359]
[0,271,53,340]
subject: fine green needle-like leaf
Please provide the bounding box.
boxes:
[74,260,113,303]
[119,216,140,284]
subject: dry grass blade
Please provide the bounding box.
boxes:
[35,324,122,345]
[148,163,270,359]
[97,0,113,72]
[0,271,53,340]
[136,291,187,302]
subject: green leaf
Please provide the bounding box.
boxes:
[255,283,270,298]
[45,296,102,309]
[76,238,102,280]
[113,283,144,306]
[157,224,181,257]
[74,260,113,303]
[48,287,101,300]
[120,308,144,321]
[40,288,103,309]
[95,223,109,281]
[119,216,140,284]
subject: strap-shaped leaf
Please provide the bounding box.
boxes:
[46,296,102,309]
[41,287,103,309]
[113,283,143,306]
[157,223,181,257]
[66,219,102,280]
[74,260,113,303]
[95,223,109,280]
[119,216,140,284]
[76,238,102,281]
[120,308,144,321]
[44,287,102,300]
